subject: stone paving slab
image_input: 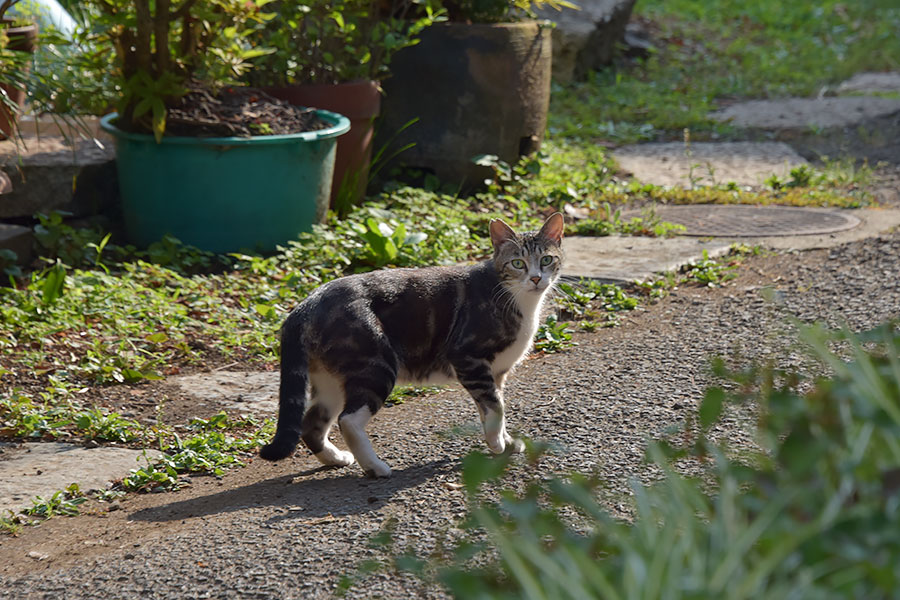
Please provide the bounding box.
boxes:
[837,72,900,95]
[0,443,161,514]
[737,208,900,252]
[563,208,900,283]
[710,96,900,130]
[562,235,734,283]
[612,142,808,187]
[170,371,278,417]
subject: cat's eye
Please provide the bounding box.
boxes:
[540,255,553,267]
[511,259,526,269]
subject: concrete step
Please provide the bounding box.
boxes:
[0,131,117,220]
[612,141,809,188]
[0,222,32,265]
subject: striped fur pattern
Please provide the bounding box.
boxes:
[259,213,564,477]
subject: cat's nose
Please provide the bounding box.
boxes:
[530,276,541,286]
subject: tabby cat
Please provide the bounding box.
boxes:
[259,213,564,477]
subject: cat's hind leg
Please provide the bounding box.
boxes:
[304,371,355,468]
[338,363,397,478]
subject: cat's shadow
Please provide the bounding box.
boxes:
[129,459,455,525]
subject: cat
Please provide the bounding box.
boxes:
[259,212,564,477]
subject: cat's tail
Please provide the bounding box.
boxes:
[259,319,308,461]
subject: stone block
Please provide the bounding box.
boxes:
[0,442,162,514]
[613,142,809,187]
[536,0,637,83]
[0,135,117,219]
[0,223,33,265]
[710,97,900,130]
[837,72,900,95]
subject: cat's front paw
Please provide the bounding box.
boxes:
[506,437,525,454]
[362,459,392,478]
[486,434,506,454]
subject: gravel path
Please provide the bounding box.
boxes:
[2,232,898,599]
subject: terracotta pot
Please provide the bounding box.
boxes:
[265,80,381,212]
[0,20,38,139]
[375,21,552,189]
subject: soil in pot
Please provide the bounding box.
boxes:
[118,82,333,138]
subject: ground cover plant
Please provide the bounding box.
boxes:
[501,139,872,211]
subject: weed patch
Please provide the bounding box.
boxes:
[533,315,576,354]
[681,249,738,287]
[121,412,272,493]
[23,484,88,519]
[386,386,444,407]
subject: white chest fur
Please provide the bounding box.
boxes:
[490,290,546,378]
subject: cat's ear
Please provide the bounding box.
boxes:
[490,219,518,250]
[539,212,564,246]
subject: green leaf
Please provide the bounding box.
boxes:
[699,387,725,429]
[404,232,428,245]
[461,451,510,494]
[377,221,394,239]
[41,261,66,304]
[391,223,407,245]
[147,332,168,344]
[383,238,399,261]
[254,303,274,318]
[151,99,167,143]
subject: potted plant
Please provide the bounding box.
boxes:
[0,0,38,139]
[243,0,442,215]
[78,0,350,253]
[375,0,572,188]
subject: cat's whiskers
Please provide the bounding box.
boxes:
[544,282,566,306]
[490,281,520,319]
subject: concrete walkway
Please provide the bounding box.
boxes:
[614,72,900,187]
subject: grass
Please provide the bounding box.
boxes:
[550,0,900,141]
[122,412,273,493]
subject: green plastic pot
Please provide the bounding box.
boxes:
[100,111,350,253]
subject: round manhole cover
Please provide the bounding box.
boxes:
[641,205,861,237]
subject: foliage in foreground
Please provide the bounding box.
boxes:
[364,321,900,598]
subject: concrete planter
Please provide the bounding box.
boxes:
[375,21,552,189]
